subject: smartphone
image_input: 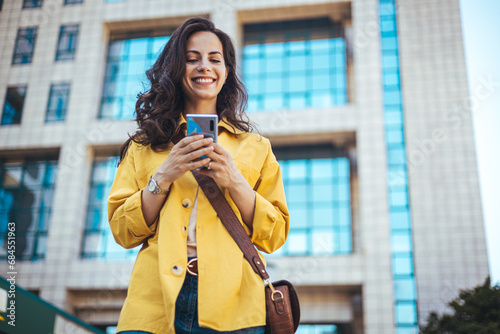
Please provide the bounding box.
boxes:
[186,114,218,160]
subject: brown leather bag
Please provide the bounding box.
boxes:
[192,170,300,333]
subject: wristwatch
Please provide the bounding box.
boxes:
[147,176,170,195]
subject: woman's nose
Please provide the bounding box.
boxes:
[197,58,211,72]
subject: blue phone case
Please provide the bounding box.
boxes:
[186,114,218,159]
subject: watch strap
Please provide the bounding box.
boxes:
[149,176,170,195]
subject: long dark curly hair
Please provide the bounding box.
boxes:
[119,17,254,162]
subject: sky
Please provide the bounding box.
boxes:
[459,0,500,285]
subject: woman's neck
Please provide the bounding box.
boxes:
[183,99,217,115]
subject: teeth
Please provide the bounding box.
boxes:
[194,78,214,83]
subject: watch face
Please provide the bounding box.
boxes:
[148,179,156,193]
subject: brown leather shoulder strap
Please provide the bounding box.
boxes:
[192,170,269,281]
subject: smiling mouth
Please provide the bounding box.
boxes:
[193,78,216,83]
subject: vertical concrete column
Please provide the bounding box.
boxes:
[352,0,395,332]
[210,2,239,40]
[210,2,242,60]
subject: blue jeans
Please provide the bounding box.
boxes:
[120,274,265,334]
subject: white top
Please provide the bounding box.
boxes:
[186,186,199,257]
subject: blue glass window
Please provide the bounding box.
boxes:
[380,0,418,330]
[56,25,79,61]
[395,327,419,334]
[395,302,417,325]
[22,0,42,8]
[46,83,71,122]
[64,0,82,3]
[243,18,348,112]
[81,157,140,260]
[272,145,352,256]
[392,254,413,276]
[100,35,170,119]
[394,277,417,301]
[296,324,340,334]
[389,209,411,230]
[391,230,412,253]
[1,86,27,125]
[0,160,58,261]
[12,27,38,64]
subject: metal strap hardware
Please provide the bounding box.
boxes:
[187,258,198,276]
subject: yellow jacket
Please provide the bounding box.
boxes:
[108,118,290,334]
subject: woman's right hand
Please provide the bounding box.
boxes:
[152,134,214,189]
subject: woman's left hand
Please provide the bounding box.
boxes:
[198,142,256,229]
[197,143,242,190]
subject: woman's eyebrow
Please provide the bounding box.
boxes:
[186,50,223,56]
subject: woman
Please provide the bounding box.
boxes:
[108,17,289,334]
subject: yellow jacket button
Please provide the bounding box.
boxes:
[182,225,188,236]
[182,198,192,208]
[172,265,183,276]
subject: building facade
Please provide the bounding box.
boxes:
[0,0,489,333]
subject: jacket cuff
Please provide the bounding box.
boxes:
[124,190,157,237]
[250,192,278,242]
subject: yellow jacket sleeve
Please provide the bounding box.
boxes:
[107,143,156,249]
[250,140,290,254]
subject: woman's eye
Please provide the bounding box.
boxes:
[187,59,198,63]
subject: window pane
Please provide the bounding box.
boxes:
[286,184,307,204]
[243,19,347,112]
[295,324,339,334]
[312,184,333,202]
[23,0,43,8]
[288,160,307,180]
[289,207,308,229]
[312,207,333,227]
[82,157,140,260]
[273,146,352,256]
[46,83,71,122]
[395,327,419,334]
[13,28,37,64]
[391,230,412,253]
[390,210,411,229]
[0,160,58,261]
[312,230,334,255]
[287,231,308,255]
[56,24,79,61]
[394,277,416,301]
[2,86,27,125]
[99,35,170,119]
[395,302,417,325]
[392,254,413,276]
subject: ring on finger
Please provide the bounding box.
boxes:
[207,161,212,170]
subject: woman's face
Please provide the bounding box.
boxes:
[182,31,228,109]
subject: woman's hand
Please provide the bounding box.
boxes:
[199,143,256,230]
[197,143,241,189]
[153,134,214,189]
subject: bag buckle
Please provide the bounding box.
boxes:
[266,280,284,301]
